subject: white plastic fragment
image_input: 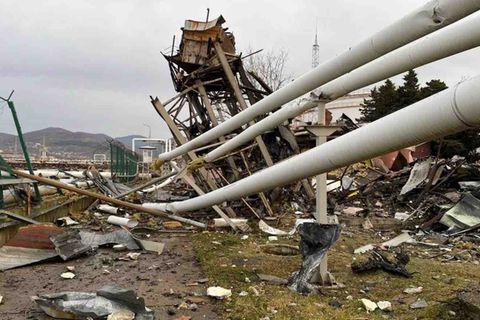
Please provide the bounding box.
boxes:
[207,286,232,299]
[258,219,317,236]
[126,252,141,260]
[404,286,423,294]
[268,236,278,242]
[60,272,76,279]
[377,301,392,312]
[238,291,249,297]
[360,298,378,312]
[354,232,416,254]
[354,244,375,254]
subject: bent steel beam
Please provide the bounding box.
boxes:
[158,0,480,162]
[205,13,480,161]
[143,75,480,212]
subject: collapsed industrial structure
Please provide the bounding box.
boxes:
[1,0,480,319]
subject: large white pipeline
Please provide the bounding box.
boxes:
[143,75,480,212]
[205,13,480,161]
[157,0,480,162]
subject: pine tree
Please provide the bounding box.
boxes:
[420,79,448,99]
[358,79,397,123]
[396,70,420,111]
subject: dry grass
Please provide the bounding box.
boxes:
[192,227,479,320]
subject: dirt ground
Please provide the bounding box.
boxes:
[0,232,220,320]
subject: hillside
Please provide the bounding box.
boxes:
[0,127,112,159]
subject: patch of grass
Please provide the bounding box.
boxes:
[192,228,479,320]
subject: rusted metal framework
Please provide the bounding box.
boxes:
[150,16,314,227]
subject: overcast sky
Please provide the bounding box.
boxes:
[0,0,478,138]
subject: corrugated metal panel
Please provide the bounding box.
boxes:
[5,224,63,249]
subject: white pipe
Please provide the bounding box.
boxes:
[98,204,121,214]
[144,75,480,212]
[205,13,480,161]
[157,0,480,162]
[107,215,138,228]
[17,169,111,179]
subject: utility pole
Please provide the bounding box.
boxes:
[0,91,41,202]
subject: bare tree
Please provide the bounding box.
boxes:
[243,48,292,92]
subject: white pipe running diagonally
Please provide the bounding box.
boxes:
[158,0,480,162]
[205,13,480,161]
[143,75,480,212]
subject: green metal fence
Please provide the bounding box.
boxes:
[109,140,138,182]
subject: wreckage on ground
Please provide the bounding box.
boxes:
[1,0,480,318]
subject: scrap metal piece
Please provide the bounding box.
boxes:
[440,193,480,231]
[33,286,154,320]
[400,159,432,195]
[0,246,57,271]
[351,249,412,278]
[50,229,91,261]
[288,223,341,294]
[0,224,63,271]
[79,230,140,250]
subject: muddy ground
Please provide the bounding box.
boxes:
[0,232,219,320]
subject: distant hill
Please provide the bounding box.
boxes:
[0,127,112,159]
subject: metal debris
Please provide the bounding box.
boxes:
[288,223,341,294]
[33,286,154,320]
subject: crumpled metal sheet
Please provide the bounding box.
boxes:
[0,246,57,271]
[79,230,140,250]
[33,286,154,320]
[400,159,432,195]
[440,193,480,230]
[50,229,91,261]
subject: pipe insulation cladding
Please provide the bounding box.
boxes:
[143,75,480,213]
[157,0,480,162]
[205,13,480,161]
